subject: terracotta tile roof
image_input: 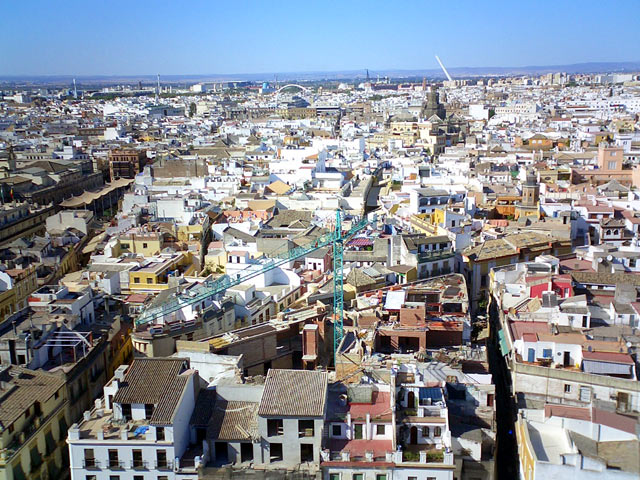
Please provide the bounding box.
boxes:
[208,399,259,441]
[581,350,634,364]
[509,321,550,340]
[190,389,217,427]
[0,366,65,430]
[570,271,640,287]
[258,369,328,417]
[112,358,191,425]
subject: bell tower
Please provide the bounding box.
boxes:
[522,169,539,207]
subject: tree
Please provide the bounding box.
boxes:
[189,102,196,117]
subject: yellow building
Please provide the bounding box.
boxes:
[515,414,536,480]
[5,267,37,313]
[105,316,134,379]
[115,231,164,257]
[0,367,69,480]
[0,289,16,323]
[177,223,205,243]
[128,252,196,292]
[203,247,227,274]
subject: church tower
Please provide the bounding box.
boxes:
[420,86,446,120]
[522,169,540,207]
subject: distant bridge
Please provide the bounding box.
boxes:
[276,84,310,94]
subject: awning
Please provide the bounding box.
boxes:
[419,387,443,402]
[582,360,632,376]
[498,329,510,356]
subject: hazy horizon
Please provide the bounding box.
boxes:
[1,0,639,76]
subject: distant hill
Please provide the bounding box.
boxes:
[1,61,639,85]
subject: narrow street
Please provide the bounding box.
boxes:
[486,301,519,479]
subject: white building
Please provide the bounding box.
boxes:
[67,358,202,480]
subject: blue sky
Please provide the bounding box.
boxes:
[1,0,638,75]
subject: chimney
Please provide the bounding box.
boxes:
[114,364,127,382]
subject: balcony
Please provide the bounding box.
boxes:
[108,460,125,470]
[401,445,450,464]
[155,460,174,470]
[132,460,149,470]
[417,249,454,263]
[83,459,100,469]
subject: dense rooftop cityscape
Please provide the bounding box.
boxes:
[1,2,640,480]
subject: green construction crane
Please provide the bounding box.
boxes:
[134,211,371,340]
[333,209,344,361]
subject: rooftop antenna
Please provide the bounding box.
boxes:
[435,55,453,82]
[156,74,160,104]
[73,78,77,99]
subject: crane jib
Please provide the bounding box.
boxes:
[135,215,371,327]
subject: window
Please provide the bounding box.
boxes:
[142,243,148,248]
[376,424,385,435]
[156,450,167,469]
[110,476,120,480]
[144,404,154,419]
[542,349,552,358]
[352,475,364,480]
[564,384,572,393]
[608,161,617,170]
[86,476,97,480]
[354,423,364,439]
[146,278,152,284]
[267,419,283,436]
[408,477,418,480]
[332,424,341,436]
[156,426,165,441]
[300,443,314,462]
[329,475,341,480]
[158,477,168,480]
[84,449,95,468]
[134,277,140,284]
[108,449,119,468]
[422,426,430,437]
[270,443,283,462]
[434,426,442,437]
[579,386,592,402]
[132,449,143,469]
[133,476,143,480]
[376,475,387,480]
[298,419,314,437]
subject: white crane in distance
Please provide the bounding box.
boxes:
[435,55,453,82]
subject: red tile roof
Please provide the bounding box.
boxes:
[328,439,393,458]
[509,321,549,340]
[582,350,634,364]
[348,391,392,421]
